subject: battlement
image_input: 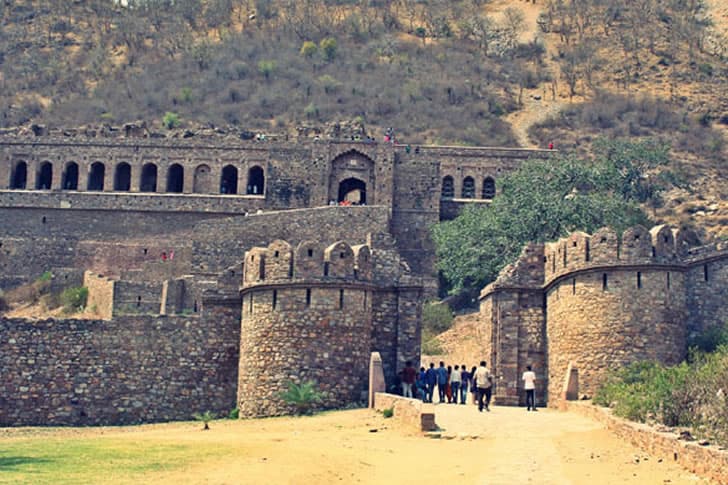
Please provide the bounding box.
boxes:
[242,239,372,288]
[481,224,727,300]
[542,224,696,284]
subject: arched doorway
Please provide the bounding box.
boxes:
[114,163,131,191]
[62,162,79,190]
[328,150,375,205]
[220,165,238,194]
[193,164,212,193]
[140,163,158,192]
[167,164,184,193]
[88,162,105,191]
[246,166,264,195]
[338,178,366,204]
[35,162,53,190]
[10,161,27,189]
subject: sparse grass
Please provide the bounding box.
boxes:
[0,435,234,484]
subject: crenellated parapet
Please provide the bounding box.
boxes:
[542,224,695,286]
[479,223,728,409]
[241,239,373,289]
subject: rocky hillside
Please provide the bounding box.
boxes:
[1,0,726,236]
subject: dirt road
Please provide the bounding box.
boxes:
[146,405,710,484]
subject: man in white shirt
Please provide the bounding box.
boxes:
[473,361,493,412]
[522,365,537,411]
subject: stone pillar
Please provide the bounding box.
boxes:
[77,162,88,191]
[368,352,385,408]
[238,164,247,195]
[51,161,62,190]
[130,164,140,192]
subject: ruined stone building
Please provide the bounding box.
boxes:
[0,129,549,425]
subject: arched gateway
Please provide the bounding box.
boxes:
[328,150,374,205]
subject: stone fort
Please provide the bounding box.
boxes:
[0,126,725,425]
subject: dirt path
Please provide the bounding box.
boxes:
[4,406,712,484]
[434,404,710,484]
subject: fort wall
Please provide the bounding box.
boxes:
[0,308,240,426]
[480,225,726,407]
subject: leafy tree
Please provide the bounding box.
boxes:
[300,40,318,58]
[319,37,338,61]
[257,60,277,79]
[432,140,674,295]
[162,111,181,129]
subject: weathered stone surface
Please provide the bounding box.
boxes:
[479,226,728,407]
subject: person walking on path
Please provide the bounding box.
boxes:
[470,365,478,404]
[459,364,470,404]
[474,361,493,412]
[401,361,416,398]
[436,361,449,403]
[425,363,437,403]
[450,365,461,404]
[523,365,537,411]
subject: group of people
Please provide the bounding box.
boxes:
[399,361,538,412]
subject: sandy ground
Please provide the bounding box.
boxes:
[2,406,713,485]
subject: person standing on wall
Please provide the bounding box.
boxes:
[523,365,537,411]
[474,361,493,412]
[401,361,416,398]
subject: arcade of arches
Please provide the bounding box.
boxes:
[6,160,266,196]
[6,155,499,206]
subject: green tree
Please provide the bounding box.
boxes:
[257,60,277,79]
[432,141,672,296]
[319,37,338,62]
[300,40,318,58]
[162,111,181,129]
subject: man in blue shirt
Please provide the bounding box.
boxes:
[437,361,449,403]
[424,363,437,403]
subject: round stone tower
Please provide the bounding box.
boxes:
[238,239,374,417]
[545,225,688,401]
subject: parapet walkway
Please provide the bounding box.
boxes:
[428,403,713,485]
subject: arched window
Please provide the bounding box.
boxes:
[114,163,131,191]
[246,166,264,195]
[87,162,105,191]
[220,165,238,194]
[166,164,184,193]
[482,177,495,199]
[193,164,211,193]
[35,162,53,190]
[10,161,27,189]
[62,162,79,190]
[462,176,475,198]
[140,163,158,192]
[441,176,454,198]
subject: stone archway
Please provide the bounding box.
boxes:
[338,178,366,204]
[328,150,375,205]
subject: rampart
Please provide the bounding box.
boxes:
[0,310,240,426]
[238,238,423,417]
[479,225,728,407]
[0,133,550,425]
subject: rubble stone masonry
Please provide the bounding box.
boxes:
[480,225,728,407]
